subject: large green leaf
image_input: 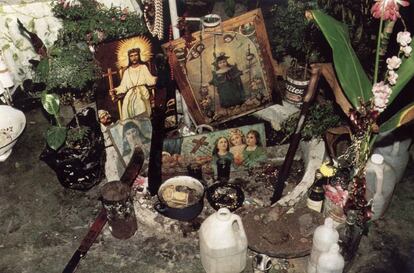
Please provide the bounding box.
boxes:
[379,102,414,132]
[311,10,372,108]
[41,92,60,116]
[387,39,414,106]
[46,126,67,150]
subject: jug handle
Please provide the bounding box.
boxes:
[372,164,384,195]
[232,216,247,240]
[391,141,400,157]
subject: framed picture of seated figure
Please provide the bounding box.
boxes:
[94,35,178,129]
[162,9,275,126]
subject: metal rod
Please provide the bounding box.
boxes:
[270,65,321,204]
[62,147,145,273]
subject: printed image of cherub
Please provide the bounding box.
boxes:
[243,129,267,168]
[228,128,247,166]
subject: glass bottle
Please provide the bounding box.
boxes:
[307,170,326,213]
[337,210,363,262]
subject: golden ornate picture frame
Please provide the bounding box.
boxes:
[162,9,275,126]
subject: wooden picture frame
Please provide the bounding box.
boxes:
[162,9,275,126]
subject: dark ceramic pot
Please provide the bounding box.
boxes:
[154,176,205,221]
[206,182,245,212]
[40,107,105,191]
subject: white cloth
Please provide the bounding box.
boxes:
[115,65,156,119]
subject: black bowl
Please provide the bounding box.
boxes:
[206,182,245,212]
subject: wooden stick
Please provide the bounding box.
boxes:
[62,147,144,273]
[102,68,122,120]
[270,65,321,204]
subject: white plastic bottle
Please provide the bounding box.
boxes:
[307,217,339,273]
[365,154,397,221]
[316,243,344,273]
[199,208,248,273]
[374,131,412,183]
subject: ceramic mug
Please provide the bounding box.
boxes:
[253,254,272,273]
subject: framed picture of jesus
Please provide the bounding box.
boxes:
[94,35,178,130]
[162,9,275,126]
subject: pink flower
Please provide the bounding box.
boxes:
[120,14,127,21]
[324,184,349,207]
[371,0,410,21]
[372,81,392,112]
[397,31,412,46]
[401,45,412,57]
[386,56,402,70]
[388,70,398,85]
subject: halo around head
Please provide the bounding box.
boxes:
[116,36,153,69]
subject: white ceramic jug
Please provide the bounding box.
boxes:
[199,208,248,273]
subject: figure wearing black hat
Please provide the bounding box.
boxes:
[209,52,245,108]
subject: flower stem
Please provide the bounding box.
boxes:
[373,9,385,85]
[369,133,378,150]
[54,114,62,128]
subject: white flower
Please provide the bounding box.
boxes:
[372,81,392,112]
[386,56,402,70]
[397,31,412,47]
[401,45,412,57]
[388,70,398,85]
[374,97,387,112]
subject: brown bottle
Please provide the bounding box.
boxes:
[307,170,326,213]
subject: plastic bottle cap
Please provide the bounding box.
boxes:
[371,154,384,165]
[216,208,231,221]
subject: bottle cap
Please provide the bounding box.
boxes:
[371,154,384,165]
[315,171,323,180]
[345,210,358,225]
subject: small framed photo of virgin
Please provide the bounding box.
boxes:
[162,9,275,126]
[108,116,152,169]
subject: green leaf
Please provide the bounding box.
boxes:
[28,18,35,31]
[387,39,414,106]
[379,102,414,132]
[41,92,60,115]
[311,10,372,108]
[46,126,67,150]
[2,44,10,51]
